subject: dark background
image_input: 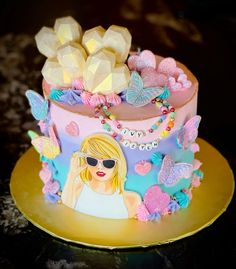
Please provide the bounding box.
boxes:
[0,0,235,268]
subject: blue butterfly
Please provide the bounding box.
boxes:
[25,90,49,120]
[125,71,164,107]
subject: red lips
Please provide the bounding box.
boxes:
[96,171,106,177]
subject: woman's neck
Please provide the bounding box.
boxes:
[89,178,114,194]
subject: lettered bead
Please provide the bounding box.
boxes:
[139,144,146,151]
[152,140,159,148]
[123,140,130,147]
[136,131,144,138]
[121,128,129,135]
[145,144,153,151]
[130,142,138,149]
[129,130,136,137]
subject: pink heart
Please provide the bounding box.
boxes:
[42,180,60,194]
[65,121,79,136]
[128,50,156,71]
[168,77,182,91]
[144,185,170,214]
[135,160,152,176]
[158,58,184,78]
[39,165,52,184]
[141,67,168,87]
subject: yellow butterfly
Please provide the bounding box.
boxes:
[28,125,60,159]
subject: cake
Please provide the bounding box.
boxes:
[25,16,203,221]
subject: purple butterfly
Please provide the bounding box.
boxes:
[158,155,193,186]
[177,115,201,150]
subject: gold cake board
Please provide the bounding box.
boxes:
[10,138,234,249]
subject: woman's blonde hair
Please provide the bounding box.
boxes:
[78,133,127,193]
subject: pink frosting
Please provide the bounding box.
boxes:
[72,78,84,90]
[191,176,201,188]
[105,93,121,106]
[39,164,52,184]
[89,94,106,107]
[81,91,92,105]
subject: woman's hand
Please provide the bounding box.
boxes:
[69,152,87,179]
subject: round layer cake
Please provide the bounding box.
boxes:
[26,16,203,221]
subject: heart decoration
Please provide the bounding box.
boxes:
[65,121,80,136]
[42,180,60,194]
[39,164,52,184]
[135,160,152,176]
[144,185,171,214]
[157,57,184,77]
[141,67,168,88]
[84,49,130,95]
[128,50,156,71]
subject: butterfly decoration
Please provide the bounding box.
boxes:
[28,125,60,159]
[25,90,49,120]
[158,155,193,187]
[125,71,164,107]
[136,185,170,221]
[177,115,201,150]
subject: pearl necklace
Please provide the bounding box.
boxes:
[94,98,176,151]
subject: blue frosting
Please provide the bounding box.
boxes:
[174,191,190,208]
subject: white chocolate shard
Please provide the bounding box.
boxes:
[57,42,87,77]
[103,25,131,63]
[54,16,82,44]
[82,26,106,55]
[35,27,60,58]
[42,58,80,87]
[84,49,130,94]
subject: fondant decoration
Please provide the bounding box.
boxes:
[137,185,170,221]
[158,155,193,187]
[61,133,141,219]
[49,88,64,101]
[135,160,152,176]
[183,188,192,200]
[28,125,60,159]
[39,163,52,183]
[54,16,82,44]
[190,143,200,153]
[82,25,131,63]
[83,49,130,95]
[57,42,87,77]
[191,176,201,188]
[25,90,48,120]
[43,179,60,194]
[173,191,190,208]
[126,71,164,107]
[177,115,201,150]
[60,89,82,105]
[35,27,60,58]
[141,67,168,88]
[45,193,61,204]
[151,152,163,166]
[162,199,180,215]
[192,159,202,171]
[65,121,80,136]
[128,50,156,71]
[157,57,192,91]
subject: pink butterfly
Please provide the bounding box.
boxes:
[177,115,201,150]
[158,155,193,186]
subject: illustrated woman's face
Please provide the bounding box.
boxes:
[85,155,116,182]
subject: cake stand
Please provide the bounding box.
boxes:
[10,138,235,249]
